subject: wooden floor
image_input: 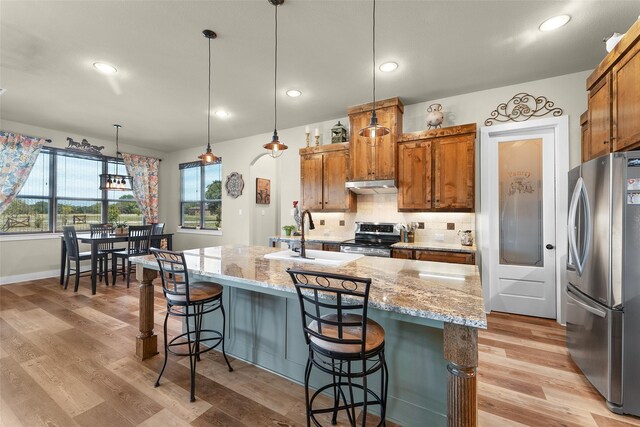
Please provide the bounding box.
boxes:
[0,277,639,427]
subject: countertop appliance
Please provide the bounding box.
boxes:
[566,151,640,416]
[340,222,401,258]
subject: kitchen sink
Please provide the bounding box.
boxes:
[264,249,364,267]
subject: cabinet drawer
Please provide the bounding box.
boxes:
[305,242,323,250]
[414,250,475,265]
[391,249,413,259]
[322,243,341,252]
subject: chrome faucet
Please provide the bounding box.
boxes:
[299,209,315,259]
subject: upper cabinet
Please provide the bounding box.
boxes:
[398,124,476,212]
[300,143,356,212]
[347,97,404,181]
[585,19,640,161]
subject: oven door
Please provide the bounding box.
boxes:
[340,245,391,258]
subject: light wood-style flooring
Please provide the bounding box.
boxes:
[0,276,639,426]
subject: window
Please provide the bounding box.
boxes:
[0,147,144,234]
[180,160,222,230]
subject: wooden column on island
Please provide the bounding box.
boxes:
[135,266,158,360]
[444,322,478,427]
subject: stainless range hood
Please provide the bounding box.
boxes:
[345,179,397,195]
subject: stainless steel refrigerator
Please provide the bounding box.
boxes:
[566,151,640,415]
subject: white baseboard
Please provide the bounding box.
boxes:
[0,269,59,285]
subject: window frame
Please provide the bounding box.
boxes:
[0,147,144,235]
[179,159,222,230]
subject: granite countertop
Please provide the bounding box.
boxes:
[269,235,349,244]
[392,241,477,253]
[132,245,486,329]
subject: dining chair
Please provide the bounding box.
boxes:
[62,226,107,292]
[89,223,118,284]
[151,223,165,235]
[113,225,153,287]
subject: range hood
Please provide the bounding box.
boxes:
[345,179,397,195]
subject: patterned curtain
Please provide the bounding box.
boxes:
[122,153,159,224]
[0,132,46,214]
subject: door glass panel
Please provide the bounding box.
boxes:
[499,138,543,266]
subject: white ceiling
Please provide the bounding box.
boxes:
[1,1,638,152]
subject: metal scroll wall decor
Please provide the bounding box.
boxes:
[484,93,563,126]
[225,172,244,198]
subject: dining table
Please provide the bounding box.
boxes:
[59,232,173,294]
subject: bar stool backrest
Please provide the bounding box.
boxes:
[151,248,191,304]
[62,226,80,260]
[287,268,372,356]
[151,223,165,235]
[90,223,115,251]
[126,225,153,256]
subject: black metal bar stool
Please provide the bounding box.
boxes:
[287,268,388,427]
[152,248,233,402]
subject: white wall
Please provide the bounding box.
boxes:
[250,154,279,246]
[0,120,166,283]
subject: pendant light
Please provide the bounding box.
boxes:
[359,0,389,142]
[198,29,220,164]
[263,0,288,158]
[99,124,133,191]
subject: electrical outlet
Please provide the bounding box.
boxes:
[417,222,425,229]
[339,220,345,226]
[319,219,325,226]
[435,233,445,241]
[447,222,455,230]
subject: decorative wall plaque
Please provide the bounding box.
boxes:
[256,178,271,204]
[484,93,563,126]
[65,137,104,154]
[225,172,244,198]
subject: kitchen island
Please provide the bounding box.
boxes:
[132,245,485,426]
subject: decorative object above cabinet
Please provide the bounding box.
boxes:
[584,18,640,161]
[398,124,476,212]
[299,143,356,212]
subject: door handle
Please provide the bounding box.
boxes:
[567,288,606,318]
[546,244,555,250]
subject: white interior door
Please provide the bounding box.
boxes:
[485,126,557,318]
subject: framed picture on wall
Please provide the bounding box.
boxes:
[256,178,270,204]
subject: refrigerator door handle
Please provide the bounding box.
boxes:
[580,180,593,272]
[567,287,606,318]
[567,178,583,273]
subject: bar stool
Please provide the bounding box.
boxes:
[152,248,233,402]
[287,268,388,427]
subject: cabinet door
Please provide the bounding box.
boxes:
[391,249,413,259]
[588,75,612,159]
[433,135,475,210]
[581,114,590,163]
[613,42,640,151]
[398,140,431,210]
[323,243,341,252]
[323,150,351,210]
[349,112,373,180]
[300,154,323,211]
[373,108,398,180]
[415,250,475,265]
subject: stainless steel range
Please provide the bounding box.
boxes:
[339,222,400,258]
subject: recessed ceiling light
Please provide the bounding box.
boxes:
[286,89,302,97]
[214,110,230,118]
[379,62,398,72]
[539,15,571,32]
[93,62,117,74]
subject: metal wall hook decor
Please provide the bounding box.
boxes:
[484,93,563,126]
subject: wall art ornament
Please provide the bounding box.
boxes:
[225,172,244,198]
[256,178,271,205]
[65,137,104,154]
[484,93,563,126]
[426,104,444,129]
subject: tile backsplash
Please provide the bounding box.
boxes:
[304,194,475,243]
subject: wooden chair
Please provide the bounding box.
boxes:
[61,226,107,292]
[287,268,388,427]
[152,248,233,402]
[112,225,153,287]
[89,223,119,284]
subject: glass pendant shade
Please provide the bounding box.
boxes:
[264,129,288,158]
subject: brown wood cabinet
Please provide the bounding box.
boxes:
[585,19,640,160]
[322,243,340,252]
[300,143,356,212]
[580,111,589,163]
[348,97,404,181]
[397,124,476,212]
[391,248,475,265]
